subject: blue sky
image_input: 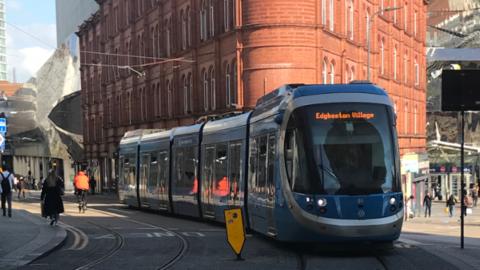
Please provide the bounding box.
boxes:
[6,0,57,82]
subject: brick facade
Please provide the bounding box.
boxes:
[78,0,427,163]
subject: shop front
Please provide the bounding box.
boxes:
[402,153,429,216]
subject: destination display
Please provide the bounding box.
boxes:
[315,112,375,120]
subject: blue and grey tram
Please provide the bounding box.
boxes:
[117,82,403,243]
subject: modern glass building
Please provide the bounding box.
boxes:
[55,0,99,47]
[0,0,7,81]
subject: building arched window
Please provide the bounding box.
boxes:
[405,3,408,31]
[142,87,147,120]
[157,83,161,117]
[166,19,171,56]
[404,52,408,83]
[187,9,192,46]
[211,68,216,109]
[128,92,132,124]
[405,104,408,134]
[414,106,417,134]
[345,0,348,35]
[394,46,397,79]
[168,81,173,116]
[329,0,334,30]
[415,58,419,85]
[394,0,397,23]
[232,61,237,105]
[182,12,187,50]
[100,116,104,141]
[189,74,194,112]
[350,0,353,39]
[184,76,188,114]
[345,65,349,84]
[350,67,354,81]
[323,60,327,84]
[381,40,384,75]
[226,63,231,106]
[224,0,229,32]
[330,62,335,84]
[153,83,159,117]
[117,95,121,124]
[200,1,207,41]
[322,0,326,24]
[414,11,417,36]
[233,0,236,28]
[140,88,145,120]
[204,70,209,111]
[152,28,156,58]
[210,0,214,36]
[92,117,96,142]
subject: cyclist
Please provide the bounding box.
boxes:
[74,171,89,212]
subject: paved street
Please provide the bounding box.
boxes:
[0,192,479,269]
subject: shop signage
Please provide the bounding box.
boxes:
[402,154,418,173]
[430,166,472,173]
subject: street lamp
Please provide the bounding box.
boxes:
[118,66,145,78]
[367,6,403,81]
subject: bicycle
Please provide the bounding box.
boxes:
[77,189,87,213]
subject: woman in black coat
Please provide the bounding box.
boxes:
[41,171,64,226]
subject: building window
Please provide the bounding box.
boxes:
[117,96,121,124]
[137,0,142,17]
[182,12,187,50]
[114,7,119,32]
[329,0,334,31]
[394,0,397,23]
[140,88,145,120]
[210,0,215,36]
[414,11,417,36]
[125,0,129,25]
[201,1,207,41]
[232,0,236,28]
[350,67,354,81]
[381,40,384,75]
[154,84,159,117]
[189,74,194,113]
[405,104,408,134]
[350,0,353,39]
[226,63,231,106]
[322,0,326,24]
[92,117,96,142]
[381,0,384,14]
[345,0,348,35]
[128,92,132,124]
[166,20,171,56]
[184,77,188,114]
[188,9,192,46]
[404,53,407,83]
[211,68,216,110]
[415,59,419,85]
[323,60,327,84]
[204,71,209,111]
[157,83,161,117]
[394,47,397,79]
[233,61,237,105]
[414,107,417,135]
[345,69,348,84]
[405,3,407,31]
[224,0,229,32]
[105,15,109,37]
[330,62,335,84]
[168,81,173,116]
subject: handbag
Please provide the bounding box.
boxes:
[467,208,473,214]
[445,207,449,212]
[40,202,46,218]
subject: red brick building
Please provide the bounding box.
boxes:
[78,0,428,192]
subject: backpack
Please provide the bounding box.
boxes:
[1,172,12,194]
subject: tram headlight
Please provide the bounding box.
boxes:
[390,196,396,204]
[317,198,327,207]
[306,197,312,203]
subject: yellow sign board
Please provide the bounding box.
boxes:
[224,208,246,258]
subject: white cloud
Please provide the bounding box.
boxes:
[6,1,22,12]
[6,23,56,82]
[8,47,54,82]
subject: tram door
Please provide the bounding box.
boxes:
[140,152,150,207]
[158,150,169,210]
[228,142,242,208]
[118,155,125,201]
[203,146,216,218]
[266,133,277,235]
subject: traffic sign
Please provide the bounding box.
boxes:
[224,208,246,261]
[452,167,458,173]
[0,118,6,133]
[440,167,446,173]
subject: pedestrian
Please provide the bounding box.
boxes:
[74,171,90,212]
[89,176,96,195]
[17,177,25,199]
[433,185,440,200]
[40,171,64,226]
[471,186,478,207]
[12,176,17,192]
[446,194,457,218]
[423,192,432,218]
[0,166,14,217]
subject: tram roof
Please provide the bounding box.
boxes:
[203,112,252,134]
[295,84,388,97]
[141,128,176,142]
[174,123,204,137]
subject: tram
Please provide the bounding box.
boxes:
[118,82,403,243]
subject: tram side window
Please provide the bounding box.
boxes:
[184,147,196,191]
[285,130,294,185]
[229,142,242,203]
[142,153,149,185]
[284,128,310,193]
[175,148,185,187]
[249,138,259,193]
[158,150,168,191]
[119,155,124,186]
[149,151,159,187]
[267,133,276,192]
[123,156,129,186]
[215,143,228,196]
[130,153,136,185]
[257,136,268,194]
[204,145,215,197]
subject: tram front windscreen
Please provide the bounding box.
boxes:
[285,103,399,195]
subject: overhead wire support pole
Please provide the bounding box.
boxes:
[461,110,465,249]
[367,6,403,81]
